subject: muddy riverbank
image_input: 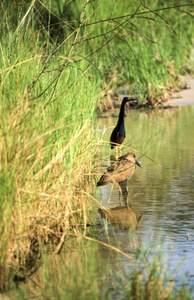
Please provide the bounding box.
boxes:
[162,77,194,107]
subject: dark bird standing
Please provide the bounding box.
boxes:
[110,97,134,149]
[97,153,142,205]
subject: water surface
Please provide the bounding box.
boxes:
[96,105,194,291]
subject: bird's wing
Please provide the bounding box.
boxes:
[107,159,133,173]
[117,154,127,161]
[107,162,118,172]
[116,160,134,173]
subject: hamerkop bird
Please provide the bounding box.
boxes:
[110,97,135,150]
[97,153,142,205]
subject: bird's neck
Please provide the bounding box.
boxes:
[117,100,127,125]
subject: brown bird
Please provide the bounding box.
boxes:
[97,152,141,186]
[97,153,142,205]
[110,97,136,150]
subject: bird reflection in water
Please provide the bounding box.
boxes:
[99,206,140,230]
[98,180,143,230]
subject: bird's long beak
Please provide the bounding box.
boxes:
[135,158,142,168]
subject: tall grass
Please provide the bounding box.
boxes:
[0,0,193,292]
[69,0,194,104]
[0,2,101,288]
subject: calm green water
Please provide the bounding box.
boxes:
[96,104,194,291]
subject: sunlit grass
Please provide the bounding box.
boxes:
[0,28,100,290]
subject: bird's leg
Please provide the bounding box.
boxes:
[119,179,129,207]
[115,146,118,160]
[124,179,128,195]
[119,145,122,157]
[119,190,121,206]
[124,179,129,207]
[115,145,122,159]
[116,182,122,206]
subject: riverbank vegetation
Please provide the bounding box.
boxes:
[0,0,194,297]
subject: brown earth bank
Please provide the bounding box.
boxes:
[161,77,194,107]
[98,76,194,112]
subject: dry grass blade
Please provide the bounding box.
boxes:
[84,236,133,260]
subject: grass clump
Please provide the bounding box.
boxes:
[0,2,101,288]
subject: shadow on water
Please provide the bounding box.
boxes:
[96,105,194,292]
